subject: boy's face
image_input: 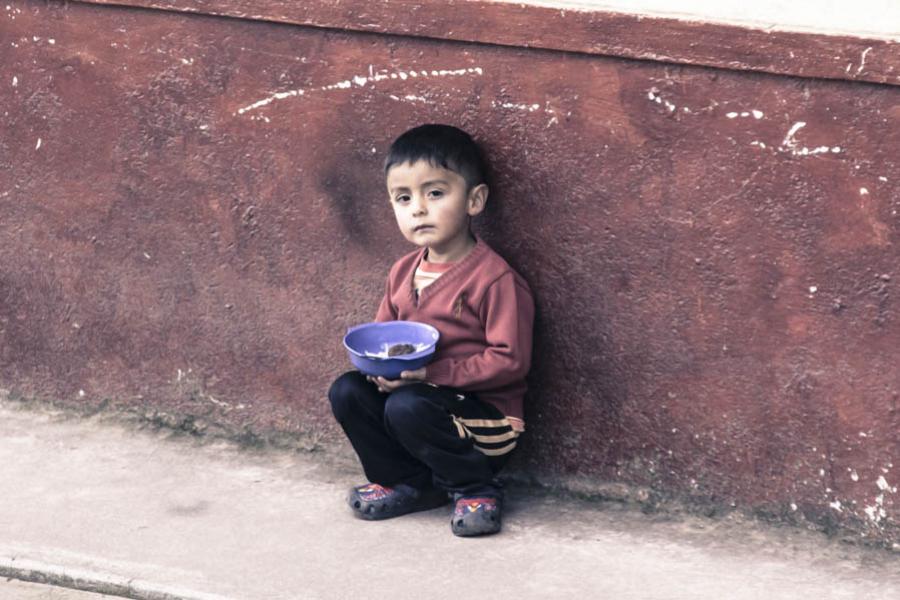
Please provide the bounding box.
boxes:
[386,160,487,261]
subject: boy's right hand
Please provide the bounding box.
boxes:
[366,368,426,393]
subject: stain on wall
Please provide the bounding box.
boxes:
[1,0,898,546]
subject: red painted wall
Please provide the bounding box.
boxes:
[2,1,898,546]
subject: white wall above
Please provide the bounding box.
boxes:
[493,0,900,41]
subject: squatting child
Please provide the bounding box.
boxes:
[328,124,535,537]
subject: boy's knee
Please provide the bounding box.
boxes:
[383,385,433,429]
[328,371,369,420]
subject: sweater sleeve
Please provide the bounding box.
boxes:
[426,272,534,390]
[374,275,397,322]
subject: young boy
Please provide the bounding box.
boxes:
[328,124,534,537]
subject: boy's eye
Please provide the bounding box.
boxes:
[428,189,444,198]
[395,195,410,203]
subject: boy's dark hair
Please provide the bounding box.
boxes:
[384,124,488,190]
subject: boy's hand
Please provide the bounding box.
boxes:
[367,367,427,393]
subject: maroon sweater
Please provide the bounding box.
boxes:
[375,235,535,421]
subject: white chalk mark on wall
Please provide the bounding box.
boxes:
[388,94,431,104]
[748,121,843,158]
[646,88,735,118]
[647,88,676,113]
[778,121,842,156]
[236,66,484,115]
[781,121,806,147]
[492,100,559,121]
[726,110,764,119]
[857,47,873,75]
[237,89,306,114]
[35,138,41,150]
[876,475,896,492]
[864,502,886,523]
[493,100,541,112]
[862,476,895,524]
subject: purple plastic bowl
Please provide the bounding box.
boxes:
[343,320,440,379]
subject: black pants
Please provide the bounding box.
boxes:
[328,371,519,497]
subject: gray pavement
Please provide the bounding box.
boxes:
[0,580,117,599]
[0,400,898,600]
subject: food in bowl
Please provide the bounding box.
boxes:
[388,343,417,357]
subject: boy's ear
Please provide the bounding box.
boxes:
[467,184,488,217]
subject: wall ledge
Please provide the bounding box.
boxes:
[72,0,900,86]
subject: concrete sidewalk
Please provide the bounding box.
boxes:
[1,401,898,600]
[2,579,115,599]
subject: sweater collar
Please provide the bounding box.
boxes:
[408,234,487,301]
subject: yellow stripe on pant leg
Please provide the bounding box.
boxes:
[451,416,469,439]
[457,417,512,429]
[470,430,519,444]
[475,441,517,456]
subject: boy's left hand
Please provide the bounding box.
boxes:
[367,367,427,393]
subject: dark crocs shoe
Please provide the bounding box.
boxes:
[450,495,502,536]
[348,483,448,520]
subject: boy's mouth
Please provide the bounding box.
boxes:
[413,225,435,232]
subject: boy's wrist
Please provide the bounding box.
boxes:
[425,360,451,386]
